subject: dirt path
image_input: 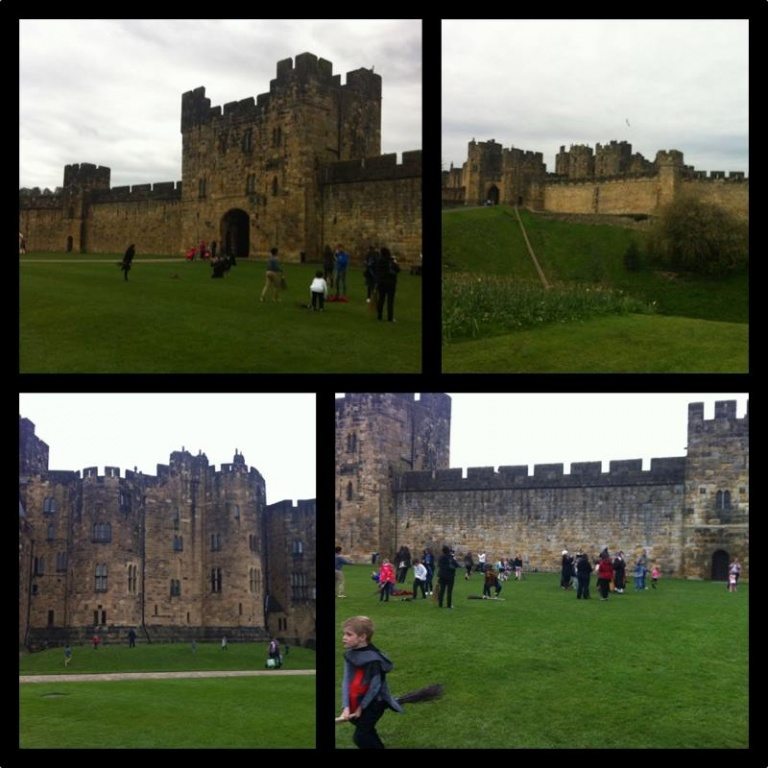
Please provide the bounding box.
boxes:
[20,669,315,683]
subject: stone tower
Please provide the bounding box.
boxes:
[681,401,748,579]
[335,394,452,560]
[180,52,381,260]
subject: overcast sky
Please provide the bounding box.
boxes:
[19,19,422,190]
[442,19,748,175]
[447,393,748,472]
[19,393,315,505]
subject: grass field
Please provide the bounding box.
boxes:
[20,255,421,372]
[21,676,315,748]
[20,642,316,748]
[335,565,748,749]
[442,207,748,372]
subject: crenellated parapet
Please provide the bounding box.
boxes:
[320,150,421,184]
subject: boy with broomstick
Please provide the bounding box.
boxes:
[337,615,442,748]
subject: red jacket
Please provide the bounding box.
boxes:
[379,562,396,584]
[597,559,614,580]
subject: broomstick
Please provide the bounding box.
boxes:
[335,684,444,722]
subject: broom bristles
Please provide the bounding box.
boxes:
[396,683,444,705]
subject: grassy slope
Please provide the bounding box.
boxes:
[20,257,421,372]
[336,566,747,749]
[443,314,748,372]
[443,207,748,323]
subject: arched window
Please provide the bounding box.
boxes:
[347,433,357,453]
[43,497,57,515]
[272,177,278,196]
[173,535,183,552]
[47,524,56,541]
[170,579,181,597]
[93,523,112,543]
[346,481,354,501]
[211,568,222,593]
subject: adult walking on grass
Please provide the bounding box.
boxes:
[336,545,351,598]
[120,244,135,281]
[561,550,574,589]
[597,553,614,600]
[260,247,283,302]
[437,545,460,609]
[375,247,399,322]
[334,244,349,301]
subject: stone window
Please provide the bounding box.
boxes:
[242,129,253,153]
[93,523,112,543]
[34,556,45,576]
[47,523,56,541]
[716,490,732,511]
[172,509,180,531]
[249,568,261,593]
[56,552,67,572]
[95,563,108,592]
[228,503,240,521]
[246,174,256,195]
[43,496,57,515]
[272,177,278,196]
[272,126,282,147]
[346,481,354,501]
[739,487,746,495]
[292,539,304,557]
[211,533,221,551]
[127,564,137,593]
[170,579,181,597]
[291,572,308,600]
[211,568,222,593]
[173,535,184,552]
[699,487,707,494]
[119,490,130,513]
[249,533,258,552]
[347,433,357,453]
[31,584,38,596]
[198,178,207,199]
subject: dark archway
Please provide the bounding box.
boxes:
[517,195,523,207]
[487,185,500,205]
[66,235,73,252]
[221,209,249,259]
[711,549,729,581]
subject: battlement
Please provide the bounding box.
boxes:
[688,400,748,437]
[91,181,182,203]
[182,53,380,132]
[265,498,316,515]
[655,150,685,166]
[63,163,111,191]
[684,172,748,182]
[320,150,421,184]
[395,456,686,492]
[547,171,658,185]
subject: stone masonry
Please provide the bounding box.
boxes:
[335,394,748,580]
[19,53,421,266]
[19,418,315,649]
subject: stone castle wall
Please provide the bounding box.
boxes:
[19,418,315,648]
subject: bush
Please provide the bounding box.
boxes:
[647,197,747,276]
[623,240,644,272]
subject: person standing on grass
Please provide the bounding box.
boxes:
[336,546,352,598]
[561,550,574,589]
[64,644,73,667]
[575,550,592,599]
[338,615,403,749]
[423,548,435,596]
[378,559,396,602]
[375,247,399,322]
[513,554,523,581]
[483,566,502,598]
[463,551,473,580]
[334,244,349,301]
[260,247,283,302]
[91,632,101,650]
[120,244,135,281]
[728,558,741,590]
[437,545,460,609]
[310,270,328,311]
[221,635,228,650]
[597,553,614,600]
[612,551,626,593]
[651,564,661,589]
[127,627,137,648]
[412,558,427,599]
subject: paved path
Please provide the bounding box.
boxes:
[20,669,315,683]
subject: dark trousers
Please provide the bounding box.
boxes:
[377,282,396,321]
[353,699,387,749]
[413,578,426,598]
[379,582,392,601]
[598,578,610,599]
[311,291,325,310]
[438,577,455,608]
[577,574,590,599]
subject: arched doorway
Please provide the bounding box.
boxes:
[221,209,249,259]
[487,185,500,205]
[711,550,729,581]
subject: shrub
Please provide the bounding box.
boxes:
[647,197,747,276]
[623,240,644,272]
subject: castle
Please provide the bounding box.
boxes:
[19,52,421,264]
[442,138,748,219]
[19,417,316,649]
[335,394,748,580]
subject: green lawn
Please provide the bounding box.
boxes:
[336,566,747,748]
[21,676,315,748]
[20,255,421,372]
[443,314,748,372]
[20,642,316,748]
[20,639,315,675]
